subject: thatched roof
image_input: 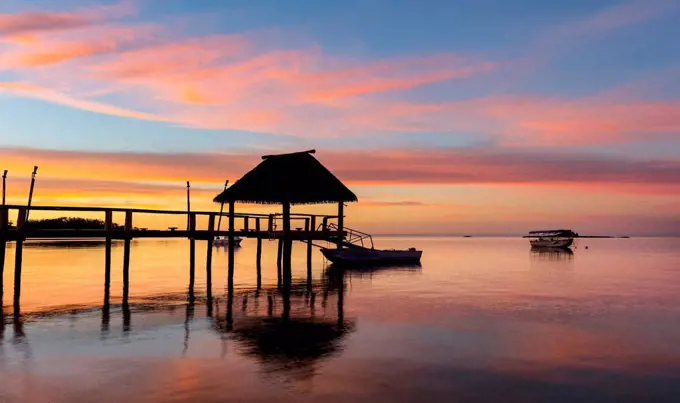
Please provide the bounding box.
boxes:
[213,150,358,205]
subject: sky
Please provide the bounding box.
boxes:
[0,0,679,235]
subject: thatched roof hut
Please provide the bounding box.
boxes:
[213,150,357,205]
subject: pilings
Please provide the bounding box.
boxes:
[206,214,215,301]
[277,239,283,287]
[0,207,7,304]
[307,216,315,287]
[13,207,26,314]
[227,201,235,293]
[255,218,262,289]
[104,210,112,307]
[122,211,132,306]
[337,202,344,249]
[188,213,196,301]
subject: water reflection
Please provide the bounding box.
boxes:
[212,283,354,380]
[530,247,574,261]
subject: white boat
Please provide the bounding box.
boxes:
[321,247,422,265]
[524,229,577,249]
[212,236,242,247]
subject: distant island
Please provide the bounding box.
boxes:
[12,217,139,231]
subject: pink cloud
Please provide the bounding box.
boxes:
[0,1,134,37]
[1,147,679,193]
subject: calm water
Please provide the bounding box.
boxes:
[1,237,680,402]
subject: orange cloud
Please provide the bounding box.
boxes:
[1,147,679,192]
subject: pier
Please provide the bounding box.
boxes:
[0,150,360,317]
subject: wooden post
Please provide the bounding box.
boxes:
[0,207,7,304]
[243,216,249,232]
[337,202,344,249]
[188,212,196,301]
[276,239,283,288]
[216,180,228,232]
[227,201,235,293]
[104,210,112,305]
[186,181,191,231]
[306,218,312,287]
[206,214,215,301]
[13,207,26,313]
[282,201,292,289]
[337,269,344,329]
[122,211,132,305]
[255,218,262,289]
[25,166,37,222]
[268,214,274,232]
[1,170,6,206]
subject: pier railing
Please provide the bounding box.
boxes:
[0,204,343,241]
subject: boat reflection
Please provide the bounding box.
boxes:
[530,247,574,261]
[326,262,422,279]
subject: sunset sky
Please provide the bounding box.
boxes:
[1,0,679,235]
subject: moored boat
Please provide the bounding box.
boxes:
[524,229,577,249]
[213,236,242,247]
[321,247,422,265]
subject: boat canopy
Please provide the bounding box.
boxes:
[525,229,578,238]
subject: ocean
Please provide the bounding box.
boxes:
[1,236,680,402]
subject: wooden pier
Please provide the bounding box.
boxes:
[0,149,361,318]
[0,204,346,313]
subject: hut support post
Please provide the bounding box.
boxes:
[104,210,112,306]
[337,202,344,249]
[227,201,235,293]
[122,211,132,306]
[282,201,292,288]
[13,207,26,313]
[206,214,215,301]
[255,218,262,289]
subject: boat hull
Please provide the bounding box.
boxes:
[213,237,242,247]
[529,238,573,249]
[321,247,422,265]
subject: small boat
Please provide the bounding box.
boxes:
[213,236,242,247]
[320,246,422,265]
[524,229,577,249]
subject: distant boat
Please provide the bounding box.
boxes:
[321,246,422,265]
[213,236,242,247]
[524,229,577,249]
